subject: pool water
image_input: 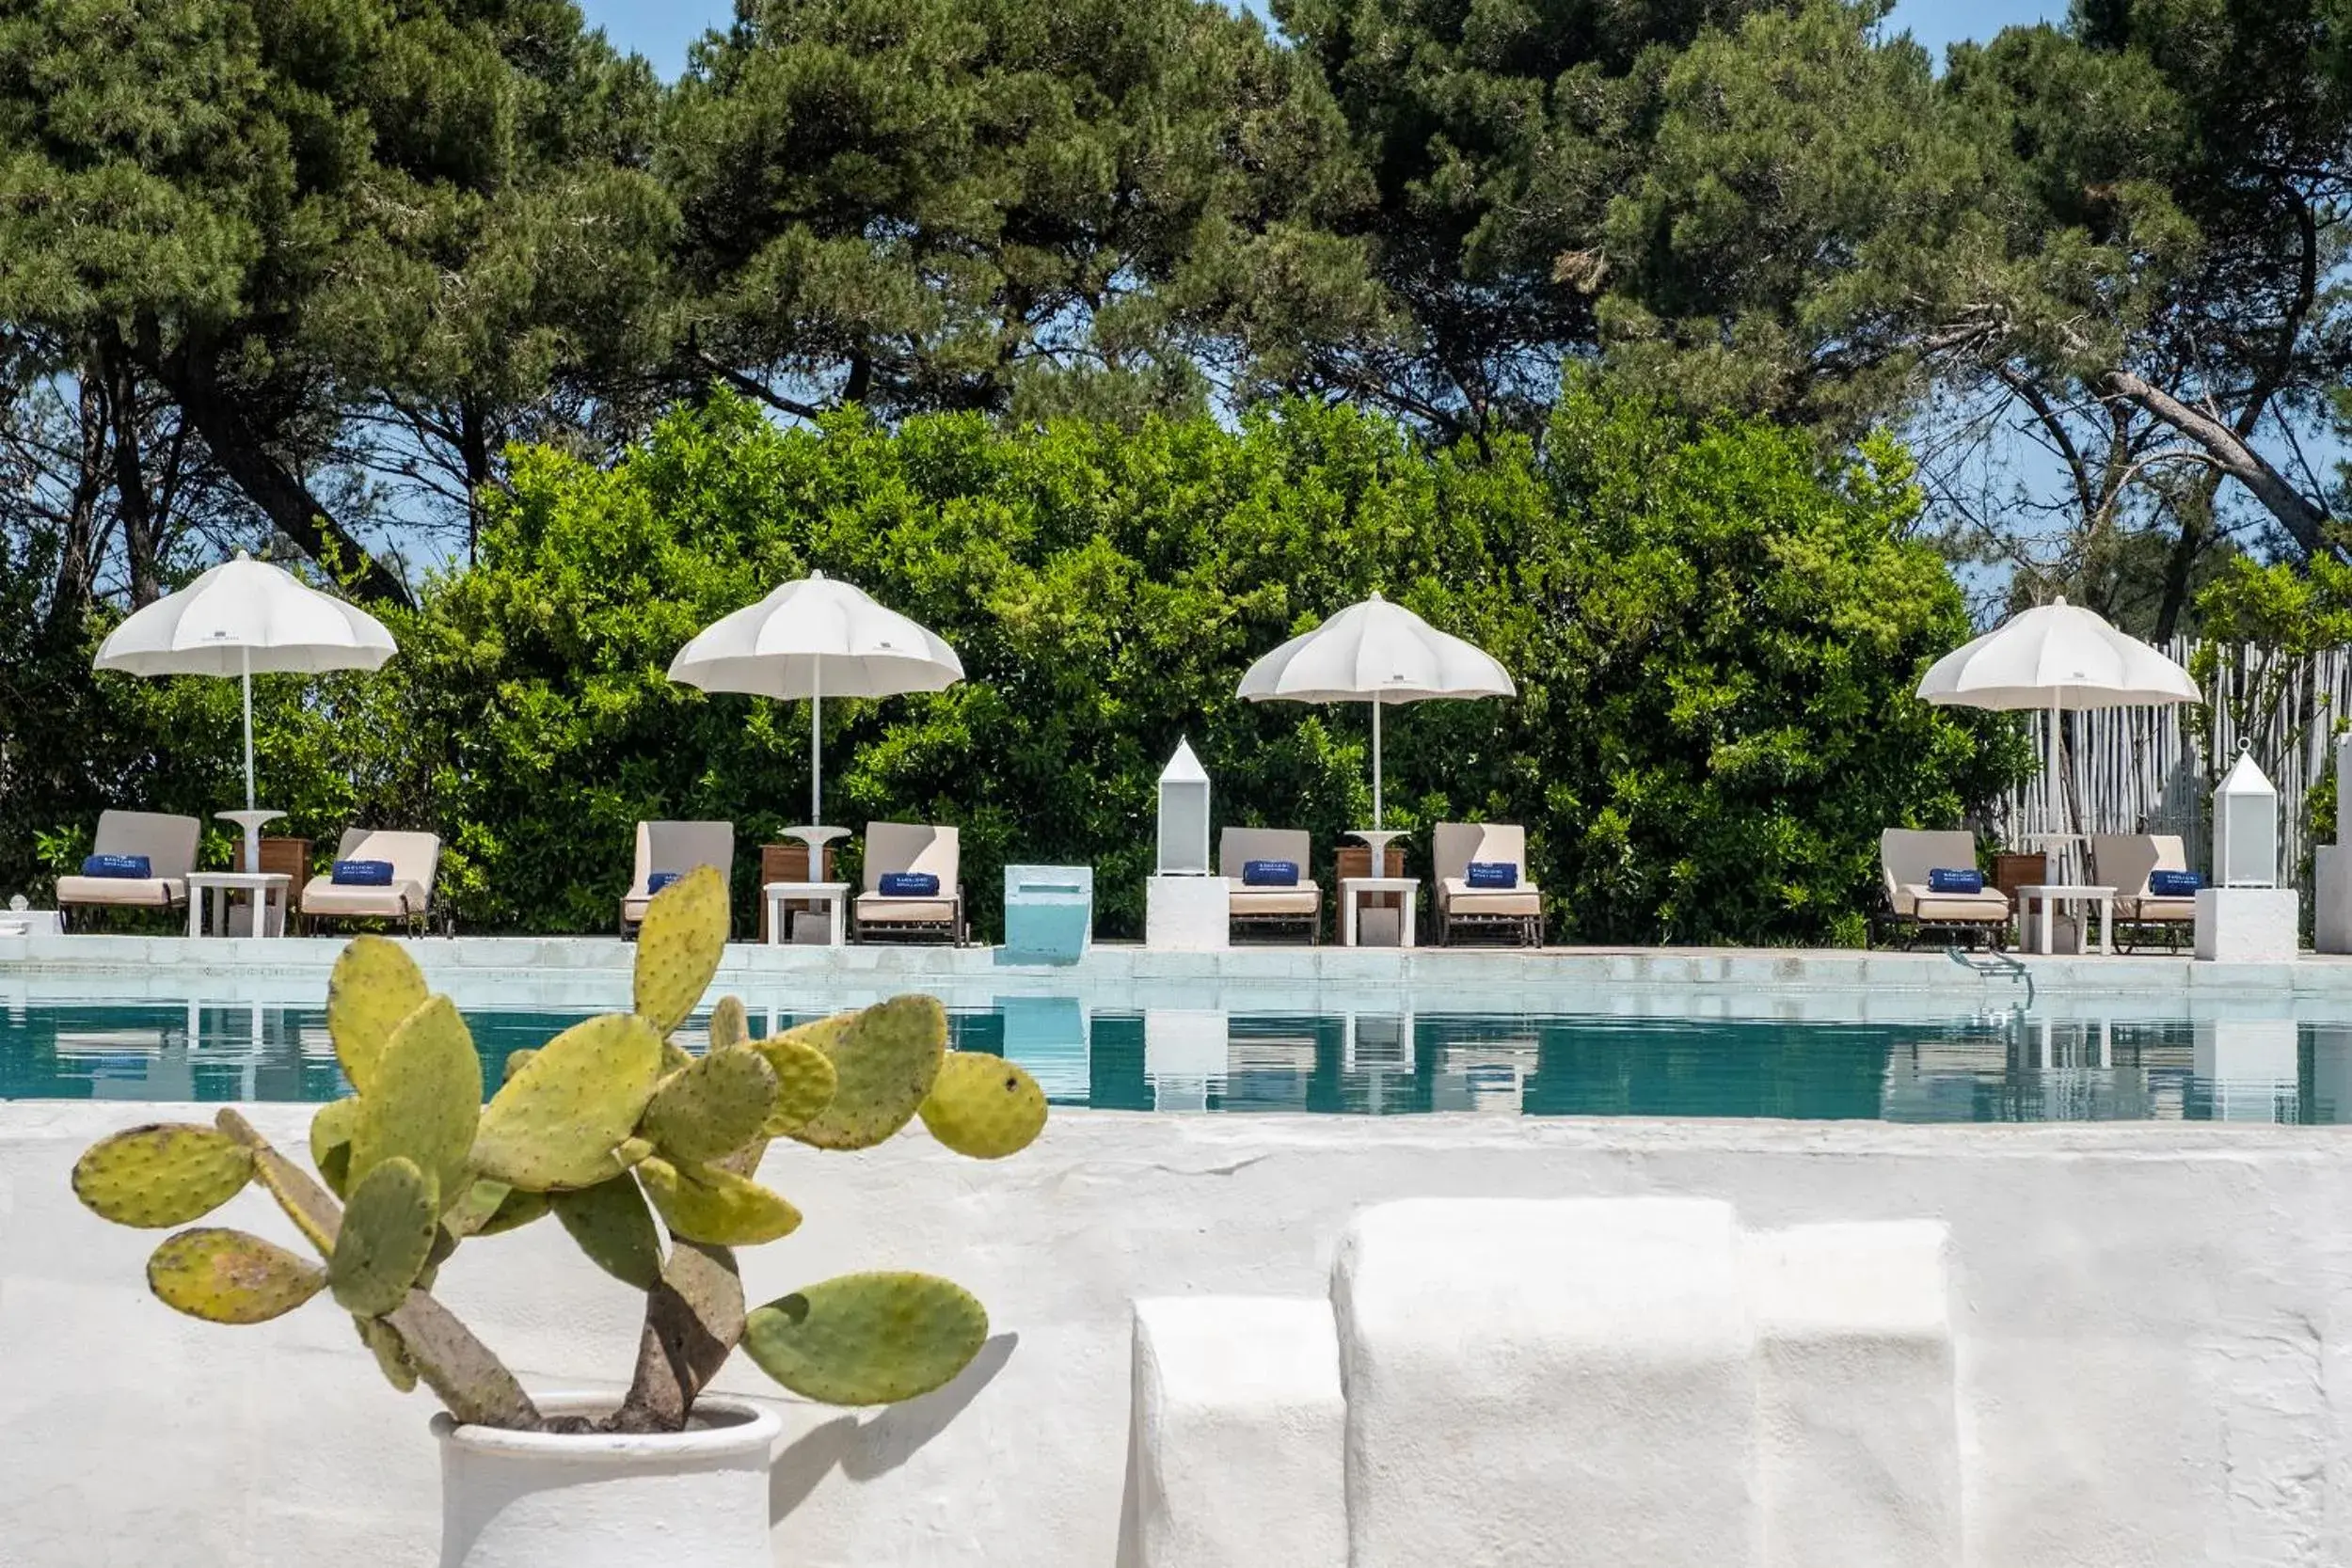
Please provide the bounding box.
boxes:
[3,997,2346,1124]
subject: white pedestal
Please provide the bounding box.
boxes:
[1334,1198,1757,1568]
[0,909,61,937]
[1126,1298,1346,1568]
[1146,874,1228,951]
[2316,846,2352,954]
[2193,886,2300,963]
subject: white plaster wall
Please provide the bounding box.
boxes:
[6,1104,2352,1567]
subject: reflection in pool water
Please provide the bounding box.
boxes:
[4,996,2346,1124]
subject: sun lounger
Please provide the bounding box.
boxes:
[619,820,735,937]
[1874,829,2010,949]
[55,811,201,929]
[299,829,441,935]
[853,823,962,943]
[1432,822,1543,946]
[2090,832,2197,954]
[1221,827,1320,943]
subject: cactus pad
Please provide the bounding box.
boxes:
[550,1175,664,1290]
[742,1271,988,1405]
[72,1123,253,1229]
[475,1185,550,1237]
[472,1012,664,1191]
[708,994,750,1053]
[355,1313,420,1393]
[754,1034,838,1135]
[781,996,947,1150]
[309,1097,359,1198]
[327,1157,438,1318]
[147,1227,326,1324]
[348,995,483,1207]
[499,1047,536,1085]
[327,935,429,1094]
[635,1154,802,1246]
[443,1178,512,1238]
[642,1048,780,1164]
[918,1053,1048,1159]
[632,865,730,1037]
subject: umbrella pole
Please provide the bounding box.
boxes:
[241,645,256,813]
[810,662,822,827]
[1372,698,1383,831]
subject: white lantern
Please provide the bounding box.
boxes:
[2213,748,2280,888]
[1155,737,1211,876]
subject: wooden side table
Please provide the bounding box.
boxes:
[234,836,312,924]
[1335,842,1406,942]
[758,842,837,942]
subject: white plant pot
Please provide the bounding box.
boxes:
[434,1391,780,1568]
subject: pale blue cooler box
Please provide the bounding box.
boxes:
[1003,864,1092,963]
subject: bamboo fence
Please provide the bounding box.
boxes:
[1984,641,2352,887]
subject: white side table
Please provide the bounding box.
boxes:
[763,881,850,946]
[2017,883,2115,956]
[187,872,293,938]
[1342,877,1420,947]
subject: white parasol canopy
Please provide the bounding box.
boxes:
[1237,592,1515,830]
[667,571,963,825]
[93,550,398,862]
[1916,595,2201,842]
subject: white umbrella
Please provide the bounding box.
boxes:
[1916,595,2201,844]
[93,550,398,862]
[1237,592,1515,829]
[666,571,963,826]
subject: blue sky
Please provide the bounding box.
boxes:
[584,0,2069,80]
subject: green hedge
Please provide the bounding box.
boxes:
[18,388,2024,942]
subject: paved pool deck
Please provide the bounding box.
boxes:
[0,931,2335,1018]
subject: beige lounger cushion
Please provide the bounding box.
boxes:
[1880,830,2008,921]
[300,829,440,921]
[2090,834,2196,926]
[1438,877,1542,918]
[2117,896,2196,923]
[304,879,431,918]
[57,811,202,909]
[55,875,185,909]
[1432,823,1540,919]
[852,895,957,927]
[621,820,735,926]
[1219,829,1318,925]
[856,823,961,932]
[1898,885,2010,923]
[1229,883,1320,918]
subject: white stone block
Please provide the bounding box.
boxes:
[1333,1197,1756,1568]
[1743,1221,1962,1568]
[1145,875,1228,951]
[2194,885,2300,962]
[1125,1297,1346,1568]
[2317,846,2352,955]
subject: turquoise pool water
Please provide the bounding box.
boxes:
[2,997,2345,1123]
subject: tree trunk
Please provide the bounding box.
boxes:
[458,396,492,564]
[155,348,415,608]
[99,329,164,606]
[2099,367,2336,561]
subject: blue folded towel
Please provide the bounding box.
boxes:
[2148,869,2204,897]
[646,871,682,895]
[1466,862,1518,889]
[1242,860,1299,887]
[81,853,151,879]
[1926,866,1983,895]
[332,859,395,887]
[880,872,940,897]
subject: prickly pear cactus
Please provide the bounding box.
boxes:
[741,1272,990,1404]
[919,1053,1049,1160]
[69,870,1050,1434]
[72,1123,252,1227]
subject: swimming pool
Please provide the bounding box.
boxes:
[4,995,2344,1123]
